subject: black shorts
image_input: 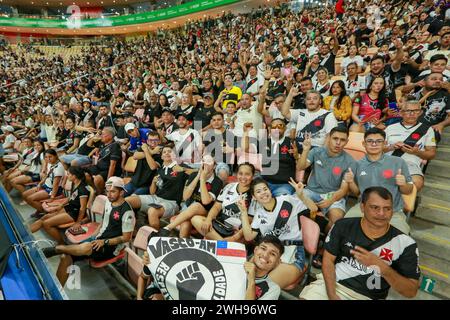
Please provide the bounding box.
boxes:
[85,166,108,182]
[24,171,41,182]
[72,244,117,263]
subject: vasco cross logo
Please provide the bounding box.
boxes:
[154,247,227,300]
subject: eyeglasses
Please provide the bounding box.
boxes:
[365,139,385,145]
[271,124,285,129]
[148,139,160,142]
[401,109,421,114]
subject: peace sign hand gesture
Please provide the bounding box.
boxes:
[288,177,305,198]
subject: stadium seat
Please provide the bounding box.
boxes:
[284,216,320,290]
[344,132,366,161]
[124,157,137,174]
[124,226,157,286]
[64,195,107,244]
[90,250,126,269]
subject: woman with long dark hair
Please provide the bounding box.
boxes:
[191,162,255,242]
[30,166,89,244]
[9,140,46,195]
[22,149,65,216]
[350,76,388,132]
[323,80,352,125]
[239,177,318,289]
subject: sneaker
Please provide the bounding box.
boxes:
[30,211,45,219]
[42,246,58,258]
[155,228,171,238]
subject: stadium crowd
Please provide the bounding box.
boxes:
[1,0,449,300]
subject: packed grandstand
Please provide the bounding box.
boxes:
[0,0,449,301]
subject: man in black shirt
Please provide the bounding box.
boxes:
[193,92,216,129]
[124,131,163,196]
[414,72,450,139]
[86,127,122,194]
[300,187,420,300]
[319,32,339,75]
[42,177,135,287]
[354,18,374,47]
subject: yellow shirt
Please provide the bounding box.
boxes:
[323,95,352,121]
[220,86,242,109]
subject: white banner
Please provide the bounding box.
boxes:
[148,237,247,300]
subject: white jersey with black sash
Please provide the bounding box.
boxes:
[249,195,309,242]
[254,275,281,300]
[290,108,338,150]
[324,218,420,300]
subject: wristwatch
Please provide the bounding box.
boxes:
[104,239,110,246]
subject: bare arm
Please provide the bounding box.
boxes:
[107,160,117,180]
[322,250,340,300]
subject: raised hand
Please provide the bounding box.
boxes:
[343,168,354,184]
[395,168,406,186]
[302,132,312,151]
[288,177,305,197]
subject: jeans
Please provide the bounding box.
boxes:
[60,154,92,166]
[123,182,149,197]
[267,182,295,197]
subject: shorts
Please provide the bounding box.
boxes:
[215,162,231,176]
[86,166,108,182]
[299,273,371,300]
[281,245,306,271]
[303,188,346,215]
[42,185,63,197]
[406,161,423,177]
[72,244,117,263]
[138,194,179,218]
[24,171,41,182]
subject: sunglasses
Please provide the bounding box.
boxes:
[271,124,285,129]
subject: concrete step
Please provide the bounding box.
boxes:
[409,218,450,264]
[440,131,450,146]
[421,188,450,205]
[434,146,450,161]
[415,203,450,227]
[417,252,450,299]
[426,159,450,179]
[424,175,450,191]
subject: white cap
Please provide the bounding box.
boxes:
[105,176,126,190]
[124,122,136,133]
[1,125,14,133]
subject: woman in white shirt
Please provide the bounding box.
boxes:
[22,149,65,218]
[239,177,318,289]
[339,45,364,75]
[8,140,45,194]
[312,67,332,97]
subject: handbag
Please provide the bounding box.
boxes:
[212,219,234,237]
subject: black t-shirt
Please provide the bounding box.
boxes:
[203,129,238,164]
[293,93,307,110]
[325,218,420,300]
[64,182,90,220]
[97,200,134,240]
[193,102,215,128]
[131,148,162,188]
[267,79,286,101]
[320,53,336,75]
[365,66,397,101]
[175,105,196,122]
[65,130,82,150]
[261,137,296,184]
[97,114,116,131]
[355,27,373,46]
[144,105,162,126]
[415,89,450,126]
[95,88,112,102]
[97,141,122,175]
[77,137,100,156]
[155,164,187,203]
[184,173,223,208]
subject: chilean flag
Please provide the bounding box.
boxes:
[217,241,247,258]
